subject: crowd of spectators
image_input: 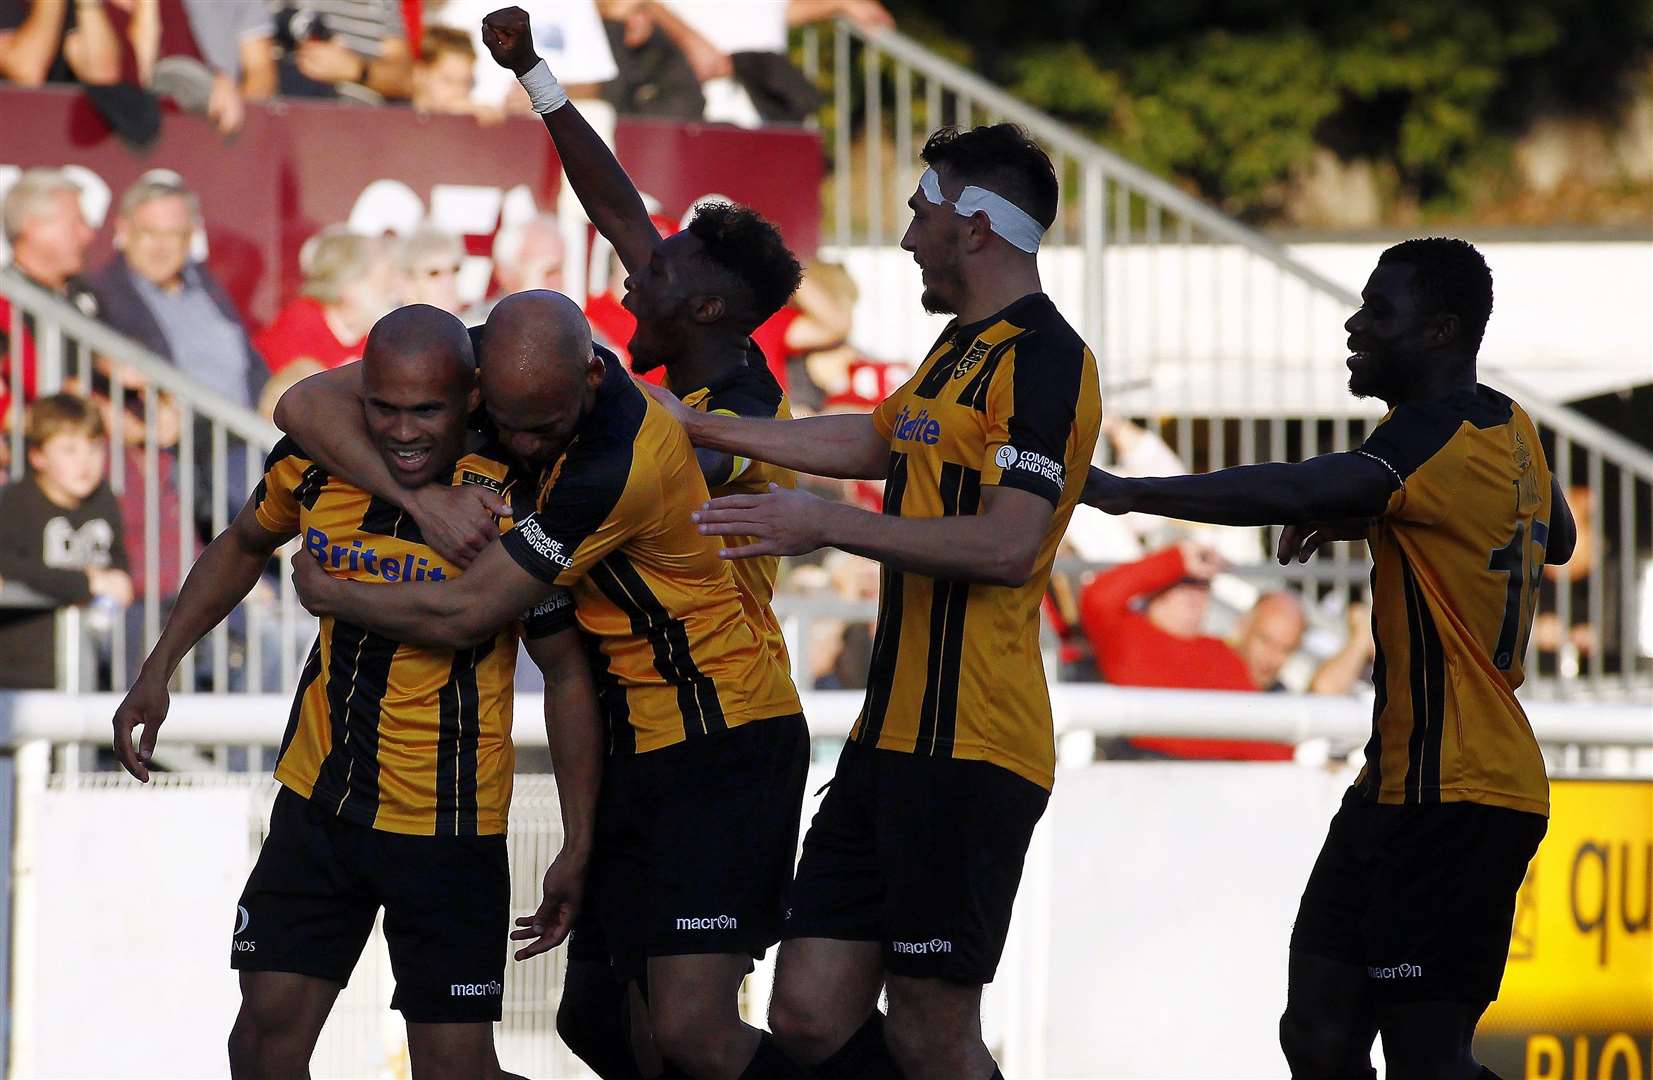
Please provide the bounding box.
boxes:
[0,0,897,133]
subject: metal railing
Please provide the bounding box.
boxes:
[2,270,313,696]
[800,20,1653,700]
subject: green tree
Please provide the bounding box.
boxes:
[886,0,1653,219]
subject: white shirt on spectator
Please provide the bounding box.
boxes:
[662,0,787,53]
[430,0,616,105]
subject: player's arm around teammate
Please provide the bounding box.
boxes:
[273,362,508,568]
[654,390,1055,586]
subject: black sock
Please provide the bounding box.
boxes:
[813,1013,904,1080]
[557,960,645,1080]
[737,1033,803,1079]
[990,1070,1004,1080]
[1478,1069,1504,1080]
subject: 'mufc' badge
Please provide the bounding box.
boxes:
[460,470,506,494]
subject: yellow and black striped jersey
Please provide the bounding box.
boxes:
[674,353,795,673]
[1354,385,1552,815]
[255,436,562,837]
[853,293,1101,790]
[499,347,801,756]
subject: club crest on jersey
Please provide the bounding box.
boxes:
[953,338,992,380]
[460,470,506,495]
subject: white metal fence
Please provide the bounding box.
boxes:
[3,686,1647,1078]
[800,20,1653,701]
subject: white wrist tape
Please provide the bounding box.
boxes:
[518,59,568,114]
[918,167,1045,253]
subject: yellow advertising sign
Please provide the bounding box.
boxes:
[1478,779,1653,1079]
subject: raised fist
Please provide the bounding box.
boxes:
[482,6,539,75]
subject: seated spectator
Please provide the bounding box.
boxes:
[0,0,122,86]
[91,171,265,408]
[0,393,131,689]
[150,0,276,135]
[470,211,563,323]
[271,0,411,102]
[1,168,100,442]
[254,227,398,379]
[428,0,614,113]
[397,226,465,314]
[1080,541,1294,760]
[1232,590,1306,693]
[410,23,488,117]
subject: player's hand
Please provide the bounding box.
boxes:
[481,7,540,76]
[511,848,586,960]
[289,549,335,616]
[637,380,705,439]
[693,483,830,559]
[408,484,510,568]
[1080,467,1137,514]
[112,670,170,783]
[1276,519,1370,565]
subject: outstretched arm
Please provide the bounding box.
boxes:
[112,499,290,781]
[272,365,506,566]
[482,6,660,275]
[289,534,556,649]
[1545,476,1576,565]
[642,383,890,480]
[0,0,68,85]
[1082,453,1395,528]
[695,482,1053,587]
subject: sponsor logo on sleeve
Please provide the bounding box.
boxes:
[517,517,574,571]
[527,589,574,620]
[996,445,1065,486]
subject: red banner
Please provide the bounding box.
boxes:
[0,86,822,328]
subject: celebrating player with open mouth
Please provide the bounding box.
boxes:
[1084,238,1576,1080]
[112,305,598,1080]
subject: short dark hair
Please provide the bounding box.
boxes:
[920,124,1059,231]
[685,202,803,330]
[1377,237,1494,356]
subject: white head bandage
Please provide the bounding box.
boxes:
[918,167,1045,254]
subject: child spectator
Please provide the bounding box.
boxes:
[410,24,486,117]
[0,393,131,689]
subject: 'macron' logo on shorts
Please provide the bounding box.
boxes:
[676,915,739,931]
[1367,963,1424,979]
[891,939,953,955]
[450,980,503,997]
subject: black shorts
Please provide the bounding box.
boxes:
[587,713,809,981]
[1290,787,1546,1004]
[232,786,511,1023]
[784,739,1050,985]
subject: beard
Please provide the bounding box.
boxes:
[1347,349,1425,404]
[920,287,956,316]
